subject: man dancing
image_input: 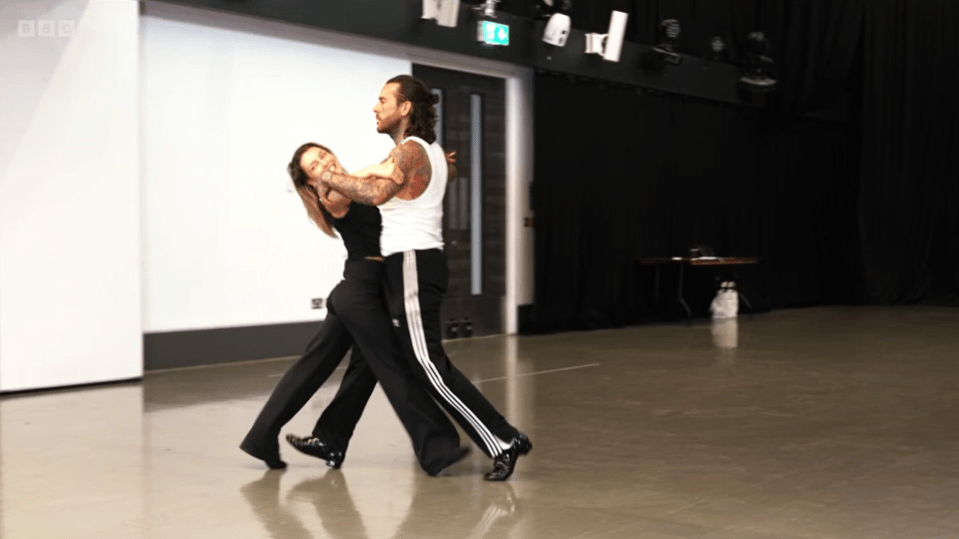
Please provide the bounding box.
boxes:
[313,75,531,481]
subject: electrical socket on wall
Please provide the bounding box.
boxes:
[311,298,324,309]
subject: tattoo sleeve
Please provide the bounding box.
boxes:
[324,171,402,206]
[394,142,432,197]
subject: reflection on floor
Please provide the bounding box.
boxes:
[2,307,959,538]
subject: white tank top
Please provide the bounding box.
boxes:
[378,136,447,256]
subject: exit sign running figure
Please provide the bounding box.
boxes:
[478,21,509,46]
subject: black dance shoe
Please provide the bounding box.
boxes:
[285,434,345,469]
[239,442,287,470]
[484,433,532,481]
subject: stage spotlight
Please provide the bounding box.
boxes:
[535,0,572,46]
[422,0,459,27]
[658,19,681,49]
[709,36,726,61]
[650,19,683,66]
[738,31,777,93]
[473,0,500,18]
[584,10,628,62]
[746,31,768,53]
[535,0,572,14]
[542,13,571,47]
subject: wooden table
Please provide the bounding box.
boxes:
[635,257,760,325]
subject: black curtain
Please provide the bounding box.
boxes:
[759,1,864,115]
[530,0,959,332]
[858,0,959,303]
[532,77,857,331]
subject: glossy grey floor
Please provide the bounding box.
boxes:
[2,306,958,539]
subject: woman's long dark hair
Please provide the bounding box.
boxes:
[387,74,438,144]
[288,142,337,238]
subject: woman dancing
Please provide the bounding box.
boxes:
[239,143,467,476]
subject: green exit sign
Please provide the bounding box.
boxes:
[478,21,509,46]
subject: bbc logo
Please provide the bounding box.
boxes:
[18,20,76,38]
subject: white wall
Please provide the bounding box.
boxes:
[142,3,535,335]
[141,8,407,332]
[506,70,535,332]
[0,0,534,391]
[0,0,141,391]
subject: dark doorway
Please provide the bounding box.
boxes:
[412,64,507,338]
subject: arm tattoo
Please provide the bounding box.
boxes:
[324,171,402,206]
[394,142,432,198]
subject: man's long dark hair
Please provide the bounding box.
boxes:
[388,74,438,144]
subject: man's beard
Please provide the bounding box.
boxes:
[377,115,401,135]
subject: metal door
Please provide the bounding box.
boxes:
[412,64,506,338]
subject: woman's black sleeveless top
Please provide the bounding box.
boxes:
[331,204,381,260]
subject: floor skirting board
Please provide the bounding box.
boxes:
[144,321,323,371]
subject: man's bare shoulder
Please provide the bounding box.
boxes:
[392,140,428,163]
[392,140,432,198]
